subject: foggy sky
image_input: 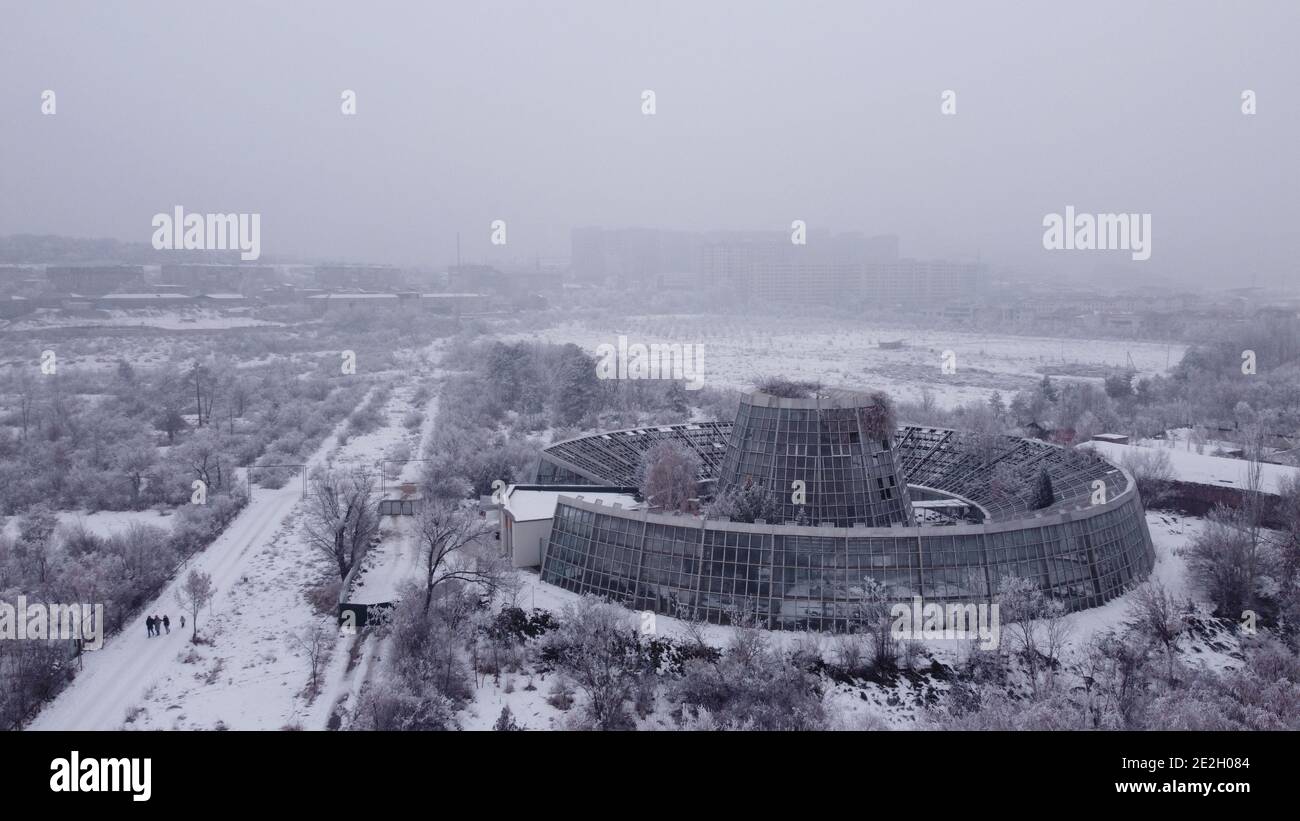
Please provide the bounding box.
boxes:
[1,0,1297,286]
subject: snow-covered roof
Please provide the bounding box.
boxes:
[911,499,972,509]
[503,487,640,522]
[98,293,193,300]
[309,292,399,300]
[1083,441,1300,495]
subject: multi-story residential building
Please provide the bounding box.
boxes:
[45,264,142,295]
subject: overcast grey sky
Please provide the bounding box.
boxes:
[1,0,1297,285]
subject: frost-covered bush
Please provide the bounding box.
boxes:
[541,596,660,730]
[669,625,827,731]
[169,490,247,558]
[349,680,457,731]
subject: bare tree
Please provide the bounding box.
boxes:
[986,462,1024,507]
[303,469,379,581]
[155,404,186,444]
[229,374,251,418]
[115,441,154,509]
[1129,580,1185,683]
[15,369,36,441]
[1165,420,1272,619]
[286,619,334,700]
[1040,597,1074,692]
[636,440,700,513]
[996,575,1069,696]
[180,429,228,491]
[1120,447,1173,506]
[175,569,215,642]
[414,500,497,616]
[1080,632,1153,730]
[189,360,211,428]
[1240,420,1268,608]
[1275,473,1300,625]
[852,577,897,671]
[16,505,58,584]
[1187,510,1254,617]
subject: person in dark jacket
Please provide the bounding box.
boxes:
[145,616,153,637]
[162,615,170,634]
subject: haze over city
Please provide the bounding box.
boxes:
[2,0,1298,286]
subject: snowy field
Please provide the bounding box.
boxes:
[2,308,283,332]
[509,315,1184,409]
[2,508,175,541]
[1086,440,1300,495]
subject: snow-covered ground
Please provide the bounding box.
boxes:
[348,505,421,606]
[2,508,175,541]
[509,316,1184,410]
[4,308,283,332]
[30,352,445,731]
[1085,439,1300,494]
[338,371,442,606]
[29,414,351,730]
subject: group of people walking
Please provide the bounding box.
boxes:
[145,614,176,637]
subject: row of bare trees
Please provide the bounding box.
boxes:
[345,498,503,730]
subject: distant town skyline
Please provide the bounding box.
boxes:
[3,1,1298,287]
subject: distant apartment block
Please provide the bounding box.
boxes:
[309,292,487,317]
[862,258,986,307]
[0,264,43,286]
[160,263,275,295]
[45,264,142,295]
[0,295,32,319]
[571,227,704,285]
[446,264,506,292]
[313,264,405,290]
[749,257,864,304]
[421,292,489,314]
[573,226,899,297]
[95,292,194,309]
[698,233,786,288]
[701,231,900,303]
[445,265,564,299]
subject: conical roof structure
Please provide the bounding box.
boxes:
[716,386,914,526]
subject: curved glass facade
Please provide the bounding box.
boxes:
[716,391,914,527]
[535,390,1156,630]
[540,490,1155,631]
